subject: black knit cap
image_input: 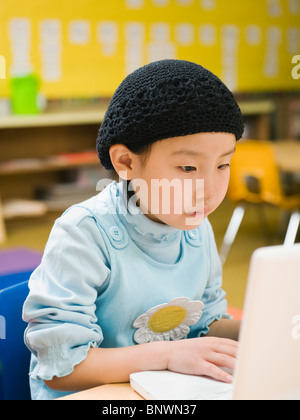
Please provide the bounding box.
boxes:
[97,59,244,170]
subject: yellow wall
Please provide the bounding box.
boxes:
[0,0,299,98]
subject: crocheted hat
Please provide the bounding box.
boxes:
[97,59,244,170]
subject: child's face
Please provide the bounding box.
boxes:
[130,132,236,231]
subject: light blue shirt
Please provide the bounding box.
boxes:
[23,180,230,400]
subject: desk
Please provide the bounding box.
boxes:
[273,142,300,174]
[58,383,143,400]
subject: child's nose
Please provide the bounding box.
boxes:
[203,177,215,201]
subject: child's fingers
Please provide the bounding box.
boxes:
[209,352,236,371]
[208,337,239,349]
[202,337,239,358]
[213,343,239,359]
[199,361,234,384]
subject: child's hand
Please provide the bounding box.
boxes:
[166,337,238,383]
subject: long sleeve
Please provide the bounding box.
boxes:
[195,219,231,336]
[23,207,111,381]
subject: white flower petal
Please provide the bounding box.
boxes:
[184,311,203,326]
[171,324,190,340]
[153,333,165,342]
[189,301,205,312]
[133,314,149,328]
[134,327,149,344]
[146,303,166,317]
[169,297,190,307]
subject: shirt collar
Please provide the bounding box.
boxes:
[111,180,181,245]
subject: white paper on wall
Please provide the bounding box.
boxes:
[147,43,176,62]
[150,23,171,42]
[287,27,300,55]
[39,19,62,82]
[125,45,144,74]
[40,20,61,44]
[199,24,217,46]
[69,20,90,45]
[175,23,195,46]
[245,25,262,46]
[176,0,193,5]
[8,18,31,41]
[288,0,300,15]
[125,0,145,8]
[267,0,282,17]
[97,22,119,56]
[9,18,32,76]
[124,23,145,75]
[148,22,176,63]
[263,26,282,78]
[200,0,216,11]
[221,25,240,91]
[125,22,145,43]
[152,0,169,7]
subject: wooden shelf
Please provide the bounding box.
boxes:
[238,100,276,140]
[0,151,100,175]
[0,107,106,129]
[0,107,107,235]
[0,100,275,129]
[239,100,275,115]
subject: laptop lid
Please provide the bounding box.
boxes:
[130,245,300,400]
[233,244,300,400]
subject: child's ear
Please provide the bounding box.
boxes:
[109,144,137,180]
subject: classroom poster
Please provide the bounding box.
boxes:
[0,0,299,98]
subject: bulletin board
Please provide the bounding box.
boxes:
[0,0,299,98]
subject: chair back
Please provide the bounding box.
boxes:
[0,281,31,400]
[228,140,284,205]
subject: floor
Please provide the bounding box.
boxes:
[0,198,292,310]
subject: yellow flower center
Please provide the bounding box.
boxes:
[148,306,187,333]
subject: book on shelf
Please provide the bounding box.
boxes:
[0,150,100,174]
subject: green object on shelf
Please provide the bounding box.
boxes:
[10,74,41,115]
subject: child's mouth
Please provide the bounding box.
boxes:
[187,211,204,218]
[186,206,209,218]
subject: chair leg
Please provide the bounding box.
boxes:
[0,196,7,245]
[219,205,246,264]
[284,210,300,246]
[277,210,290,239]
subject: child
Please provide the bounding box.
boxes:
[23,59,244,400]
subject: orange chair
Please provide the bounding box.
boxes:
[219,140,300,263]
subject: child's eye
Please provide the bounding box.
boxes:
[180,166,197,173]
[218,164,230,170]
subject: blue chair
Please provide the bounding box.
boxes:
[0,281,31,400]
[0,270,34,292]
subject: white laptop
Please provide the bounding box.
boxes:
[130,244,300,400]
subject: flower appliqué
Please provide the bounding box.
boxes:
[133,297,204,344]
